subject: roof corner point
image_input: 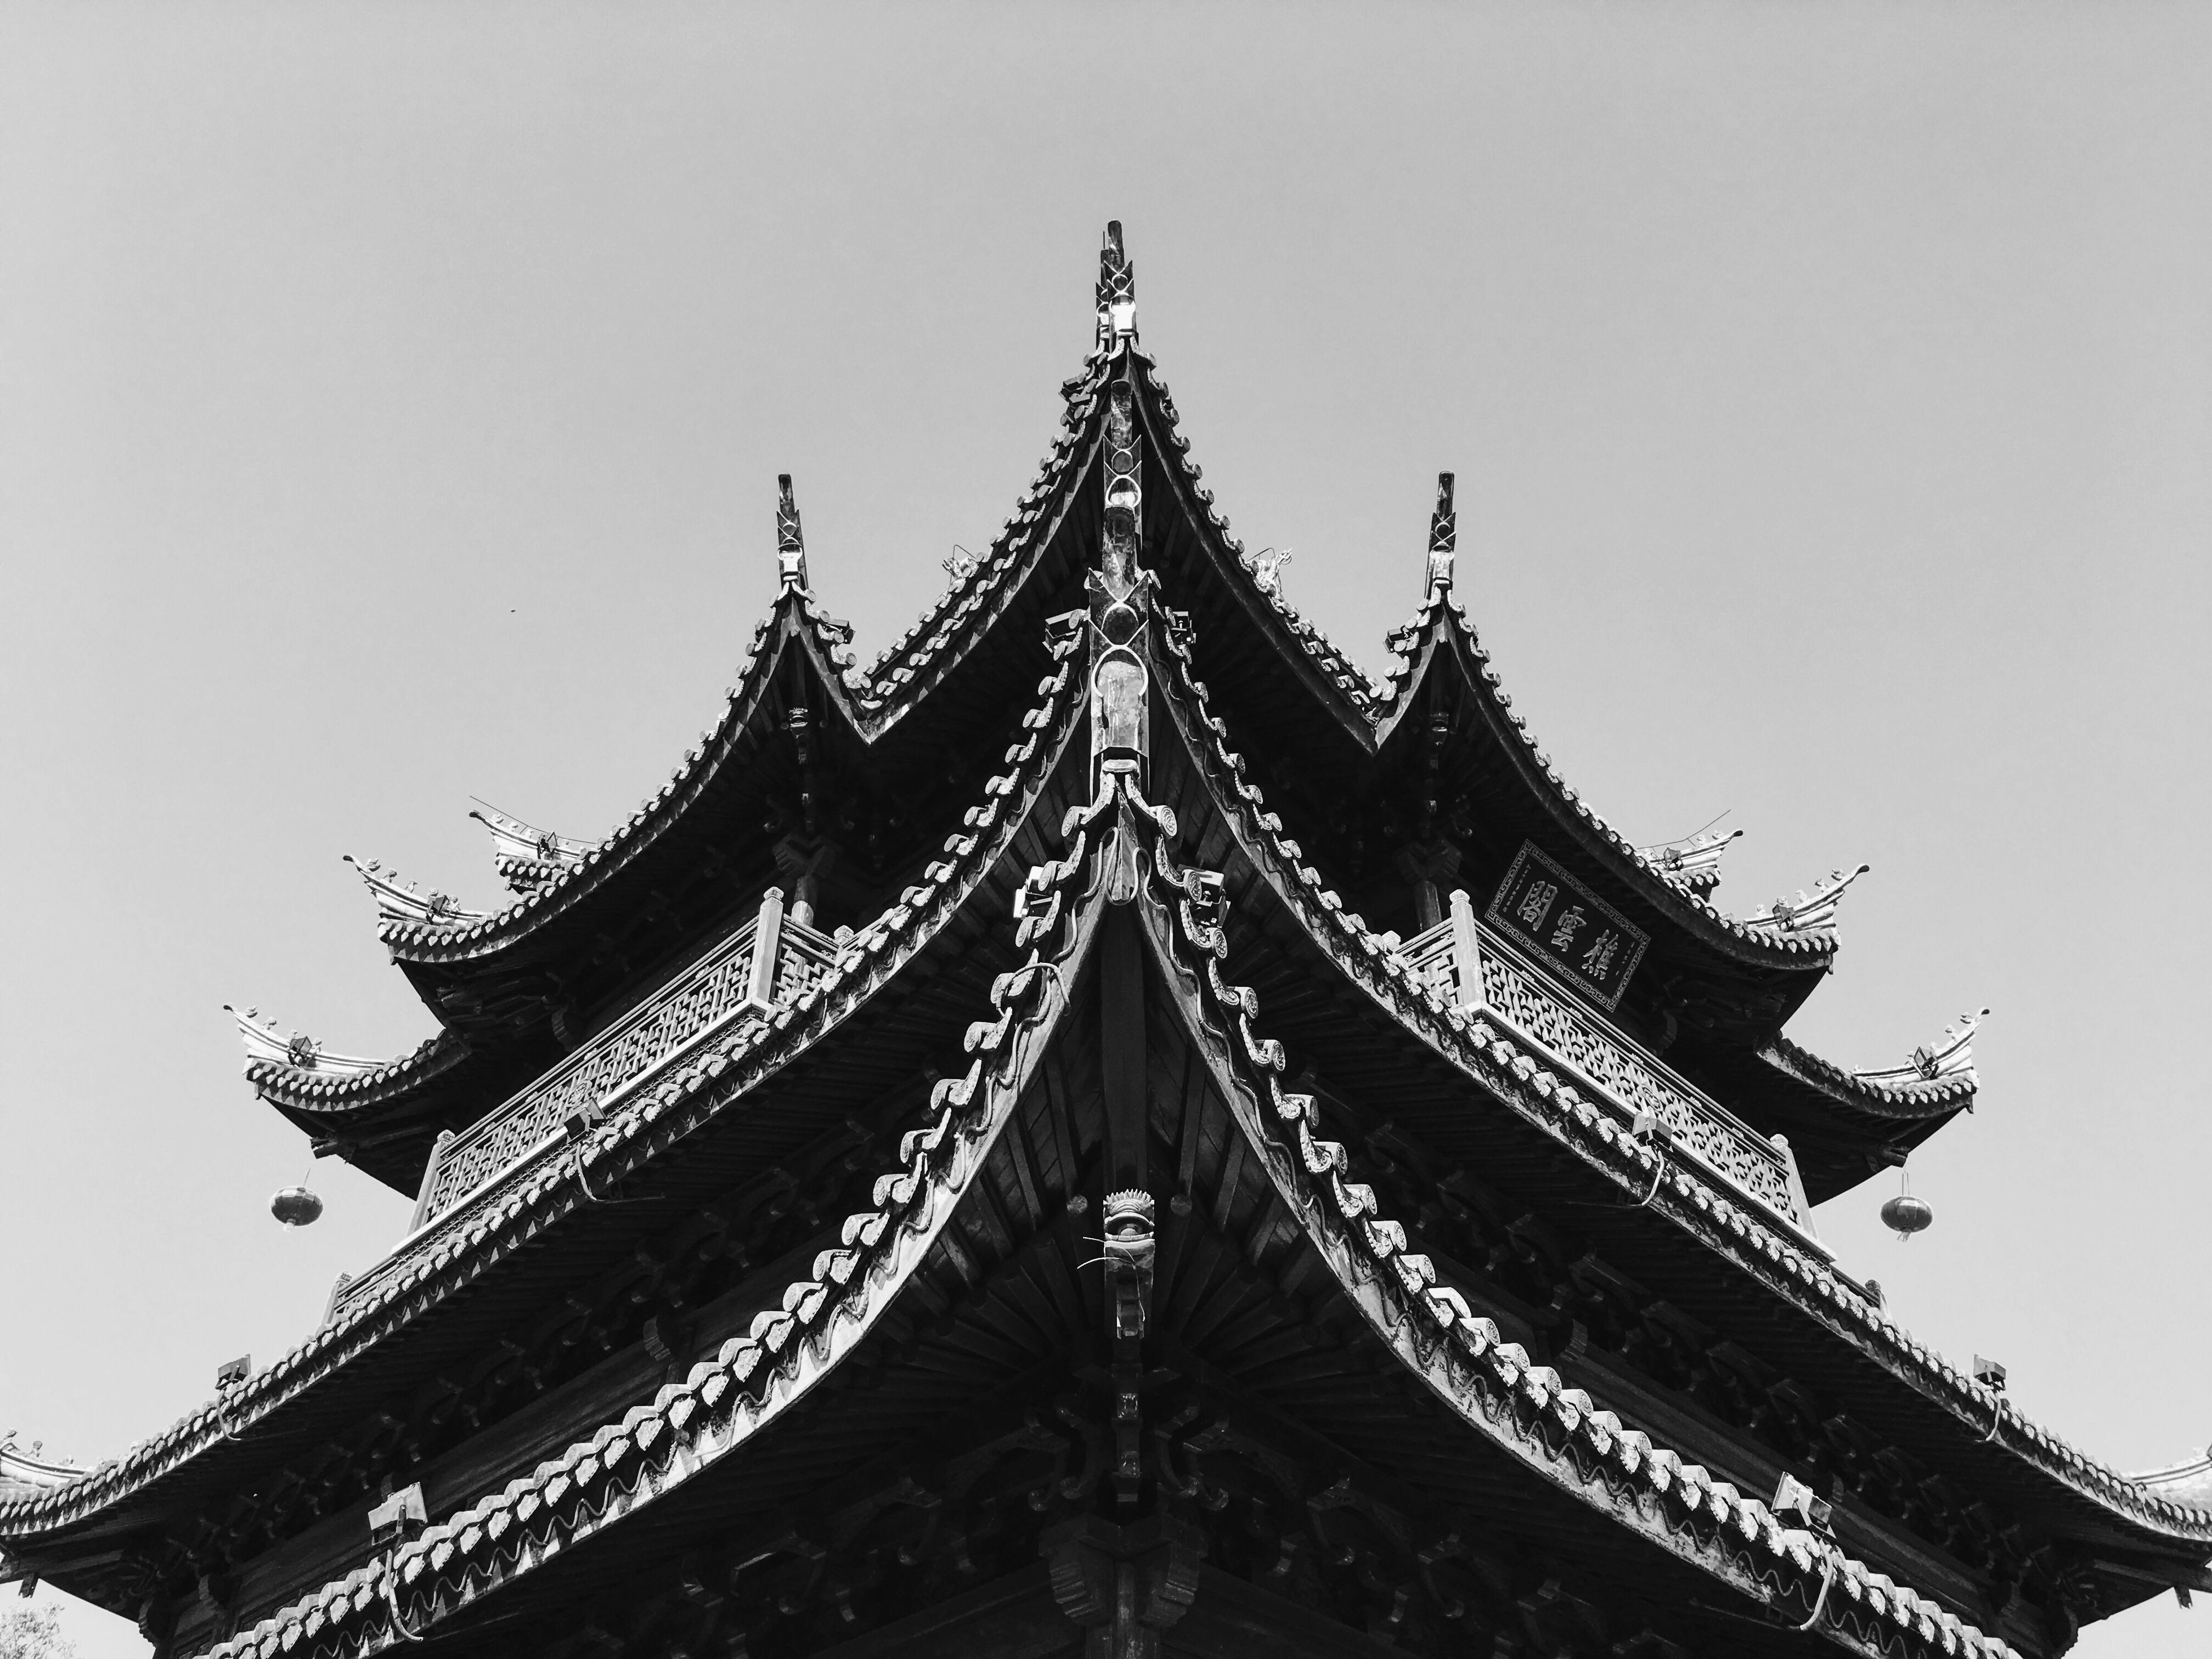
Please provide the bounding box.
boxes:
[1096,220,1137,351]
[1425,471,1457,597]
[776,473,809,594]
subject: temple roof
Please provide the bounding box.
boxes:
[1143,607,2194,1546]
[24,747,2188,1657]
[1369,579,1862,968]
[177,814,2029,1659]
[0,618,1093,1568]
[262,228,1965,1197]
[0,617,2185,1623]
[32,225,2166,1646]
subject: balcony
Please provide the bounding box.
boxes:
[328,888,842,1322]
[1396,892,1826,1254]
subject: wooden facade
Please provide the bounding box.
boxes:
[5,224,2209,1658]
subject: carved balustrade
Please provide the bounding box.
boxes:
[330,888,842,1321]
[1397,892,1824,1252]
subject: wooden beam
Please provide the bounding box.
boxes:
[801,1564,1070,1659]
[1175,1567,1413,1659]
[1101,912,1147,1193]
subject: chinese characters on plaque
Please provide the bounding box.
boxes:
[1485,842,1649,1011]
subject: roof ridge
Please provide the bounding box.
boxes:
[864,355,1113,686]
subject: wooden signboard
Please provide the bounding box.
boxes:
[1486,842,1649,1011]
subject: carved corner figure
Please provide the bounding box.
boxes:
[1096,219,1137,351]
[776,473,808,592]
[1102,1189,1156,1340]
[1425,471,1456,594]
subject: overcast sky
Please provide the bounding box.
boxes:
[4,4,2209,1654]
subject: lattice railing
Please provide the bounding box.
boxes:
[1395,893,1819,1245]
[330,889,842,1322]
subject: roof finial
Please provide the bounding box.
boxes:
[1096,221,1136,351]
[776,474,808,592]
[1426,472,1456,594]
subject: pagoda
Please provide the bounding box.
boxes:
[5,225,2209,1659]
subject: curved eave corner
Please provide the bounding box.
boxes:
[236,1027,470,1117]
[1150,623,2212,1551]
[2133,1453,2212,1516]
[1113,777,2041,1659]
[1759,1035,1980,1125]
[168,770,1121,1659]
[373,592,872,967]
[1406,586,1850,973]
[0,624,1091,1559]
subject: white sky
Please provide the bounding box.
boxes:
[3,3,2208,1654]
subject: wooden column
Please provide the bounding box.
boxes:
[1449,888,1484,1011]
[744,886,786,1013]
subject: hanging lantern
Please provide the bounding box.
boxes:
[270,1185,324,1227]
[1880,1168,1932,1241]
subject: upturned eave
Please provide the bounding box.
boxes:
[1146,615,2212,1562]
[0,632,1092,1579]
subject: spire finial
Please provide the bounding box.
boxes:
[776,473,808,592]
[1426,472,1456,594]
[1096,221,1136,350]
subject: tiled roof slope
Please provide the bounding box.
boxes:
[178,784,2048,1659]
[0,628,1088,1547]
[1149,614,2212,1553]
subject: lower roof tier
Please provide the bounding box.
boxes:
[7,663,2203,1654]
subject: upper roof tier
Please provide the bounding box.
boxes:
[239,222,1974,1197]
